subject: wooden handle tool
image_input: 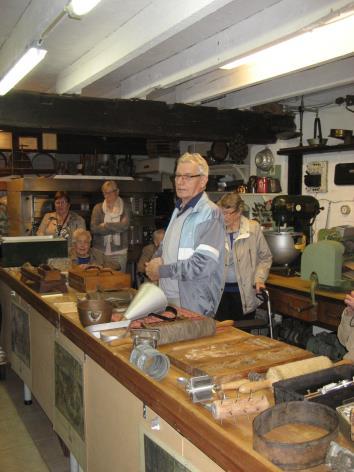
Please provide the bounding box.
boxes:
[109,337,132,347]
[239,355,333,393]
[219,379,249,390]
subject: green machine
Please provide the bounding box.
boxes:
[301,225,354,291]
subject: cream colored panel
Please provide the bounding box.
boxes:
[183,437,224,472]
[141,406,183,457]
[53,333,86,470]
[85,356,142,472]
[30,308,55,422]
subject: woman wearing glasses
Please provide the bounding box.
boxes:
[90,180,131,271]
[37,191,85,248]
[145,153,225,317]
[216,193,272,321]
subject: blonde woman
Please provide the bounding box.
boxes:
[90,180,131,271]
[216,193,272,321]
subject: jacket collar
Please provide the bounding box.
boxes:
[176,191,204,216]
[235,215,250,240]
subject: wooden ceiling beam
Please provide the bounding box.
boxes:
[0,91,295,143]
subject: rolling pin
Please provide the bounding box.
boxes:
[211,395,270,421]
[239,356,333,393]
[109,319,233,348]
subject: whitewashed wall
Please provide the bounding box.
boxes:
[250,106,354,239]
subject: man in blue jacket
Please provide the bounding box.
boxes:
[146,152,225,317]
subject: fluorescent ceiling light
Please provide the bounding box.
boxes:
[65,0,102,18]
[0,46,47,96]
[220,12,354,70]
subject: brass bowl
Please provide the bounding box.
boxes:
[307,138,328,146]
[77,299,113,327]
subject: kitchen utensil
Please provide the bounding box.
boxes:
[256,177,270,193]
[77,299,113,327]
[177,374,249,403]
[307,113,328,146]
[263,231,305,266]
[211,395,270,421]
[210,141,228,162]
[247,175,258,193]
[238,356,333,393]
[124,282,167,321]
[268,177,281,193]
[137,317,216,345]
[228,134,248,163]
[253,401,339,470]
[255,147,274,172]
[329,128,353,144]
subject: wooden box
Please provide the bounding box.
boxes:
[68,266,131,293]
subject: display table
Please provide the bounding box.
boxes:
[0,268,351,471]
[267,273,346,329]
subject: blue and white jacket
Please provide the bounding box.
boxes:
[157,192,225,317]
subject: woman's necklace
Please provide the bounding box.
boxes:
[55,211,69,234]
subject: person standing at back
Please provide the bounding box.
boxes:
[145,152,225,317]
[137,228,165,282]
[216,193,272,322]
[90,180,131,271]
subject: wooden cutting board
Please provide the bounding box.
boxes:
[162,330,313,383]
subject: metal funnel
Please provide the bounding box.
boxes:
[124,283,167,321]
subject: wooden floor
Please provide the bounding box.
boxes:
[0,368,70,472]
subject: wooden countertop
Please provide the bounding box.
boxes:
[0,267,351,471]
[267,273,346,301]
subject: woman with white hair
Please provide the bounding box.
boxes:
[90,180,131,271]
[70,228,101,267]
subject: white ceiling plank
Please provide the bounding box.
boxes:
[55,0,236,94]
[119,0,354,99]
[209,57,354,109]
[0,0,67,76]
[174,19,354,105]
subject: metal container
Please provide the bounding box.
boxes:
[77,299,113,327]
[264,231,304,266]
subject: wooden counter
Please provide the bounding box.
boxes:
[266,273,346,329]
[0,267,351,471]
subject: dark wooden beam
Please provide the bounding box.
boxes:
[0,91,295,144]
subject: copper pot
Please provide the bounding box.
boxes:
[256,177,270,193]
[77,299,113,327]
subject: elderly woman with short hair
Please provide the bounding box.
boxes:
[70,228,101,267]
[90,180,131,271]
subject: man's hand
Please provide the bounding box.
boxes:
[145,257,163,281]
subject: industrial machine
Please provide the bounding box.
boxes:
[264,195,321,275]
[301,225,354,291]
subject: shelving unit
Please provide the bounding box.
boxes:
[277,143,354,194]
[277,143,354,155]
[208,163,249,182]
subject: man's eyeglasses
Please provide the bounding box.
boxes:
[174,174,202,182]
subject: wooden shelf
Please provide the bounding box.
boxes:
[277,143,354,156]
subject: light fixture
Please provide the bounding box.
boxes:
[0,45,47,96]
[65,0,102,19]
[220,11,354,71]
